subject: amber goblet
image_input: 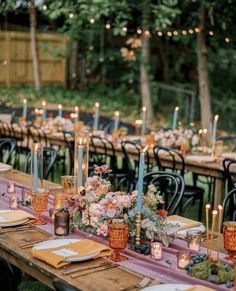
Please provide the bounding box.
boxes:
[31,189,49,225]
[108,222,129,262]
[61,176,76,196]
[223,221,236,259]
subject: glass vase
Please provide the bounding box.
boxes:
[31,143,43,192]
[74,131,89,192]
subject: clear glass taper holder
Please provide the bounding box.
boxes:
[31,143,43,192]
[74,131,89,193]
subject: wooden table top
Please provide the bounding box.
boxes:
[0,227,143,291]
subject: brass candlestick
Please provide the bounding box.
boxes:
[135,212,142,246]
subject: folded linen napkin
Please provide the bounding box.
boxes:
[167,215,202,231]
[0,210,35,225]
[31,239,112,268]
[184,285,216,291]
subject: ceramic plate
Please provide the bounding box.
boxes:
[141,284,192,291]
[0,163,12,173]
[33,239,100,262]
[0,210,29,227]
[177,224,205,238]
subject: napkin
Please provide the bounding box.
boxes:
[185,155,216,163]
[0,210,35,225]
[31,239,112,268]
[167,215,202,231]
[184,285,216,291]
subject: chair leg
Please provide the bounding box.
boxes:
[198,195,203,222]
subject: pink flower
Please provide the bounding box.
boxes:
[99,194,118,218]
[94,165,112,175]
[97,224,108,236]
[82,210,89,225]
[89,203,103,218]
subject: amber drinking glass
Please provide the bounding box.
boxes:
[31,189,49,225]
[61,176,76,196]
[223,221,236,259]
[108,222,129,262]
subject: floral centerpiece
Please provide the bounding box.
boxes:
[65,165,179,247]
[153,129,199,149]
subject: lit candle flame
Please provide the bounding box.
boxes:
[23,99,27,104]
[58,104,62,110]
[42,101,46,107]
[214,114,219,121]
[175,106,179,112]
[95,102,99,108]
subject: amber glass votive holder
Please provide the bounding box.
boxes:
[186,230,202,251]
[151,242,162,260]
[31,189,49,225]
[54,192,65,210]
[177,250,191,269]
[108,222,129,262]
[223,221,236,259]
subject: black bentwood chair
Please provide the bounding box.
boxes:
[0,137,16,165]
[142,171,185,215]
[53,278,79,291]
[223,158,236,192]
[153,146,204,221]
[222,188,236,225]
[24,147,57,180]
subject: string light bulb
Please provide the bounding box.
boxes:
[69,13,74,19]
[182,30,187,35]
[144,30,150,36]
[105,23,111,29]
[167,31,172,37]
[90,18,95,24]
[173,31,178,36]
[122,27,127,32]
[195,27,200,33]
[137,28,142,34]
[209,31,214,36]
[225,37,230,43]
[188,29,194,34]
[42,4,47,11]
[157,31,163,37]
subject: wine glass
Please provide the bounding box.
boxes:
[31,189,49,225]
[108,221,129,262]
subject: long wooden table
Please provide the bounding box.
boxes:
[0,170,232,291]
[0,122,229,208]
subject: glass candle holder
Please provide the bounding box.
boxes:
[151,242,162,260]
[54,209,70,236]
[135,120,143,136]
[214,140,223,161]
[223,221,236,259]
[31,189,49,225]
[177,250,191,269]
[108,221,129,262]
[61,175,76,196]
[186,230,202,251]
[31,143,43,192]
[7,183,18,209]
[145,134,155,148]
[74,131,89,191]
[21,188,32,205]
[54,191,65,211]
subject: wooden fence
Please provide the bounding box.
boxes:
[0,31,68,87]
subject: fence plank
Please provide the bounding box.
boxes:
[0,31,69,87]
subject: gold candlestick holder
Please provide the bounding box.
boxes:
[135,212,142,246]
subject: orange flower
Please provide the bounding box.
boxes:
[156,210,168,219]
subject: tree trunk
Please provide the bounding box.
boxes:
[197,2,212,143]
[140,36,154,124]
[29,0,41,90]
[68,40,78,89]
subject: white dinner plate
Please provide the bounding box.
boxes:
[177,224,206,238]
[0,163,12,173]
[0,210,29,227]
[141,284,192,291]
[32,239,100,262]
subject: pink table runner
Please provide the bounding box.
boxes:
[0,178,233,291]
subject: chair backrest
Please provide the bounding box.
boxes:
[0,138,16,164]
[153,146,185,176]
[121,141,142,177]
[142,171,185,215]
[217,135,236,152]
[222,188,236,224]
[223,158,236,192]
[90,135,108,167]
[63,131,74,175]
[24,147,57,179]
